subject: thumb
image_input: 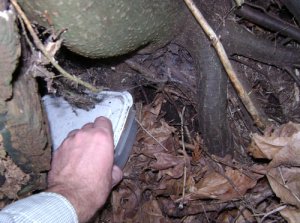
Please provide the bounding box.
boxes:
[112,165,123,188]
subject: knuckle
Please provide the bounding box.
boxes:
[94,128,112,140]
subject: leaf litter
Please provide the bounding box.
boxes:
[94,92,300,223]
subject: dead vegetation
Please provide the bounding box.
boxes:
[91,92,299,223]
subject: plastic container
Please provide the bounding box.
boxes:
[42,91,136,169]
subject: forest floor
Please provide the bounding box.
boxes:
[46,1,300,222]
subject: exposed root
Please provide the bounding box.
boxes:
[235,4,300,43]
[184,0,269,129]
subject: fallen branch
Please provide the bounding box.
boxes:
[178,106,187,209]
[183,0,269,129]
[10,0,99,92]
[161,182,273,217]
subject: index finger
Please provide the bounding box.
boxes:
[94,116,113,132]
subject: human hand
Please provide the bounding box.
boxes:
[47,117,123,222]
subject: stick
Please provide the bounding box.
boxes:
[179,106,187,209]
[254,205,287,222]
[10,0,100,92]
[183,0,268,129]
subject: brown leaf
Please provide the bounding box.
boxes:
[248,123,300,210]
[248,122,300,168]
[267,122,300,137]
[186,167,261,201]
[267,167,300,208]
[248,133,285,159]
[141,120,176,146]
[137,94,176,148]
[141,200,166,223]
[216,209,255,223]
[160,162,185,179]
[139,137,177,158]
[280,206,300,223]
[150,152,185,170]
[112,181,142,221]
[154,178,183,197]
[269,132,300,168]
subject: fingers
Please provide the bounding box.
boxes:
[67,116,111,137]
[67,129,79,137]
[82,122,94,129]
[94,116,112,132]
[111,165,123,188]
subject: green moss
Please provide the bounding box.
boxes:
[18,0,184,58]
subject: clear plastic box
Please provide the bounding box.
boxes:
[42,91,136,168]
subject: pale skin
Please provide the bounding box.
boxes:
[47,117,123,223]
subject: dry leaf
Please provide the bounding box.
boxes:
[248,122,300,167]
[141,120,176,145]
[280,206,300,223]
[267,167,300,208]
[217,208,255,223]
[160,162,185,179]
[269,132,300,168]
[141,200,167,223]
[154,178,182,197]
[249,122,300,216]
[150,153,184,170]
[112,181,142,221]
[186,167,261,201]
[248,133,286,159]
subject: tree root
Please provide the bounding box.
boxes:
[283,0,300,24]
[184,0,269,130]
[220,21,300,69]
[175,6,233,156]
[235,4,300,43]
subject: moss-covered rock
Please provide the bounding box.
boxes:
[18,0,185,58]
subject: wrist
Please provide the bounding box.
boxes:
[47,185,96,222]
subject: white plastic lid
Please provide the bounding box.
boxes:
[42,91,134,150]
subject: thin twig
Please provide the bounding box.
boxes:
[201,204,210,223]
[179,106,187,209]
[183,0,268,129]
[179,141,195,150]
[254,205,287,222]
[10,0,100,92]
[135,118,168,151]
[18,15,34,52]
